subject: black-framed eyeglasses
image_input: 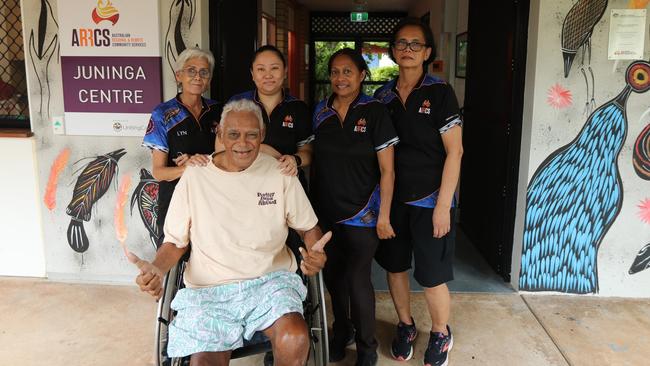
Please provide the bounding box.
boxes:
[182,68,211,79]
[393,40,427,52]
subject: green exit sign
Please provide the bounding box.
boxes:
[350,12,368,22]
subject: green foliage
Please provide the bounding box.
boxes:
[371,65,399,81]
[314,41,354,81]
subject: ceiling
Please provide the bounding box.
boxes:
[295,0,415,12]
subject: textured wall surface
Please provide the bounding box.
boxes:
[514,0,650,297]
[21,0,206,282]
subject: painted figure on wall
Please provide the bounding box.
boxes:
[66,149,127,253]
[633,123,650,180]
[130,168,160,249]
[630,243,650,274]
[164,0,197,75]
[560,0,608,115]
[520,61,650,294]
[28,0,59,117]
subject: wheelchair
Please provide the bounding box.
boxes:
[154,258,329,365]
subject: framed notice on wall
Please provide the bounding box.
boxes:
[57,0,162,136]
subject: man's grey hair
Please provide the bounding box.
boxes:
[220,99,265,131]
[174,47,215,73]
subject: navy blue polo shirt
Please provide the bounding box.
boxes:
[142,95,222,222]
[229,90,313,155]
[374,75,462,208]
[312,93,399,226]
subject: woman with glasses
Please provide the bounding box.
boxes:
[142,47,222,246]
[229,45,313,185]
[374,18,463,366]
[313,48,398,366]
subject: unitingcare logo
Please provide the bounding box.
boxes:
[92,0,120,26]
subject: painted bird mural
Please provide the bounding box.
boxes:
[633,123,650,180]
[520,60,650,294]
[629,243,650,274]
[130,169,161,249]
[561,0,608,114]
[66,149,127,253]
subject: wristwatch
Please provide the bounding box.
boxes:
[293,154,302,167]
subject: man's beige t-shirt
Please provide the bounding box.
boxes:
[163,153,318,288]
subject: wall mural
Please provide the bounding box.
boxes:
[43,148,70,211]
[114,174,132,250]
[630,243,650,274]
[633,123,650,180]
[131,169,160,249]
[520,60,650,294]
[164,0,197,75]
[628,0,650,9]
[66,149,126,253]
[560,0,608,115]
[547,83,573,109]
[28,0,59,117]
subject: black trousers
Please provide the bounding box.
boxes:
[323,223,379,355]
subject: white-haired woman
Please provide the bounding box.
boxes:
[142,47,223,247]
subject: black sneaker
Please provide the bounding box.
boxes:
[355,351,378,366]
[390,318,417,361]
[424,325,453,366]
[328,326,355,362]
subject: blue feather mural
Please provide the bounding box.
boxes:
[520,61,650,294]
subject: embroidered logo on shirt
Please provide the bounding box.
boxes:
[145,119,154,135]
[353,118,367,133]
[418,99,431,115]
[282,115,294,128]
[258,192,277,205]
[176,130,188,136]
[163,108,181,125]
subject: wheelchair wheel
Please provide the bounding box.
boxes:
[305,271,329,366]
[155,262,189,366]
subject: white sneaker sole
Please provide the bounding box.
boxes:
[390,329,418,361]
[424,334,453,366]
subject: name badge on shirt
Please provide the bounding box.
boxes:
[418,99,431,115]
[353,118,367,133]
[282,115,294,128]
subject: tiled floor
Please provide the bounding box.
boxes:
[2,277,649,366]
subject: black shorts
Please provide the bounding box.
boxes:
[375,201,456,287]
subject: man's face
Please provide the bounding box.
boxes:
[219,110,264,170]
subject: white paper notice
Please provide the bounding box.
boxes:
[608,9,647,60]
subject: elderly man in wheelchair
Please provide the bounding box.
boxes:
[129,98,331,366]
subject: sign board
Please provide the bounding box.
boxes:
[58,0,162,136]
[608,9,646,60]
[350,12,369,22]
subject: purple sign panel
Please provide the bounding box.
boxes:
[61,56,162,113]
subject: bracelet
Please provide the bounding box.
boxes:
[293,154,302,167]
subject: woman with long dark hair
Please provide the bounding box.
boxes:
[229,45,313,185]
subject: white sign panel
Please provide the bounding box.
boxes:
[608,9,647,60]
[57,0,162,136]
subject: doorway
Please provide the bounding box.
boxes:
[309,12,405,107]
[459,0,530,282]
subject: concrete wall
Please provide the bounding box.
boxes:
[0,137,46,277]
[20,0,207,283]
[512,0,650,297]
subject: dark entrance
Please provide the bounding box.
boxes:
[459,0,530,281]
[209,0,258,102]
